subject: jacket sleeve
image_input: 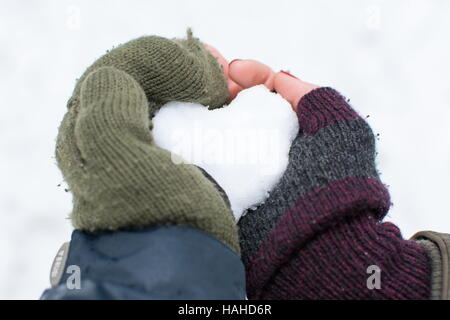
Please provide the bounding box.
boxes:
[41,226,246,300]
[411,231,450,300]
[238,87,432,299]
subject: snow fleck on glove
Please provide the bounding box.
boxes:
[55,31,239,253]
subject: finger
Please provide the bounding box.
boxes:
[273,71,319,111]
[204,44,229,76]
[228,59,275,91]
[204,44,242,103]
[227,79,244,102]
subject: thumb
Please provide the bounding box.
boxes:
[273,71,319,111]
[228,59,275,90]
[75,67,153,164]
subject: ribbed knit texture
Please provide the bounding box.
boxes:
[238,87,432,299]
[416,239,444,299]
[263,215,431,299]
[56,32,239,253]
[73,29,229,114]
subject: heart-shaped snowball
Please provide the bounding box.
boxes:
[153,85,299,221]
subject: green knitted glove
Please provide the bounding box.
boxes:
[56,31,239,252]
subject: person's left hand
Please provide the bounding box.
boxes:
[56,34,241,253]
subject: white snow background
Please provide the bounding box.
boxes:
[1,0,450,299]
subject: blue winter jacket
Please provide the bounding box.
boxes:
[41,226,246,300]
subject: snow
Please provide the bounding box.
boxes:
[2,0,450,299]
[153,85,298,220]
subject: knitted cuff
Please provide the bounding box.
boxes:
[296,87,361,134]
[253,215,431,299]
[71,29,229,113]
[242,179,391,297]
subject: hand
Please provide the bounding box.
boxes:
[56,33,240,253]
[204,44,319,110]
[229,60,319,110]
[72,31,229,114]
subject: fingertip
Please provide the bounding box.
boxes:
[227,60,248,87]
[228,59,275,90]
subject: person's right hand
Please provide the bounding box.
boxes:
[228,57,392,300]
